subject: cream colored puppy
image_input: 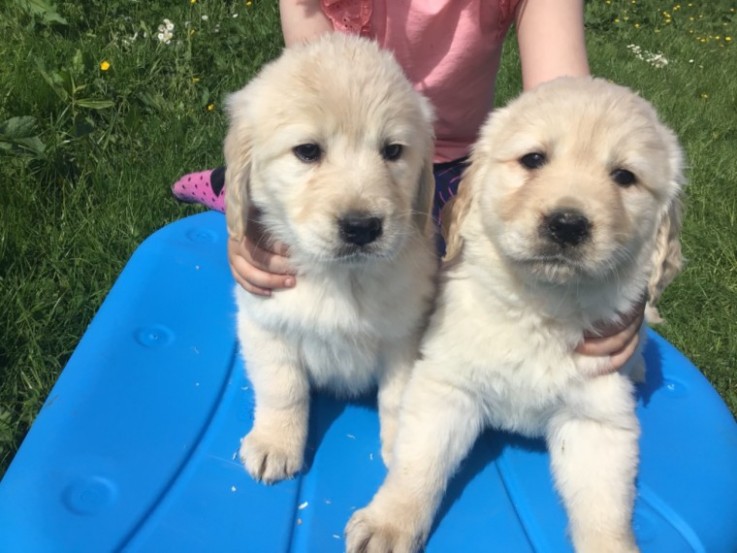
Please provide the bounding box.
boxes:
[224,34,437,483]
[346,77,684,553]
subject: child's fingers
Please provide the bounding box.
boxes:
[229,239,294,292]
[577,299,645,357]
[243,235,294,275]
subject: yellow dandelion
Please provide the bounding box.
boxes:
[100,60,111,71]
[634,23,640,29]
[614,17,620,24]
[190,0,197,4]
[207,103,216,112]
[192,76,201,84]
[726,36,733,43]
[700,93,708,99]
[246,0,253,6]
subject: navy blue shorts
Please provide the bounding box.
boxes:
[432,157,468,255]
[432,157,468,224]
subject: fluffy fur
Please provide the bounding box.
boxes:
[345,77,685,553]
[225,34,438,483]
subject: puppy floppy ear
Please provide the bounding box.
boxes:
[223,92,253,241]
[646,126,686,323]
[442,160,476,263]
[645,193,684,322]
[413,154,436,239]
[412,96,437,239]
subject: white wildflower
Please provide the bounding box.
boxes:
[157,18,175,44]
[201,14,209,21]
[626,44,668,69]
[626,43,643,59]
[645,52,669,68]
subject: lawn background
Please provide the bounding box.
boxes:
[1,0,735,477]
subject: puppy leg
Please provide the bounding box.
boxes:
[547,404,640,553]
[346,372,483,553]
[238,321,309,483]
[376,340,419,467]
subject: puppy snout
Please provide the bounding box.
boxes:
[338,211,384,246]
[542,209,591,247]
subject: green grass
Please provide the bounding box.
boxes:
[0,0,735,476]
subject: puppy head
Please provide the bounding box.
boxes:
[224,33,435,264]
[447,77,684,300]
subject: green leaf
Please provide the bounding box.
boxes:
[16,0,68,26]
[71,49,85,76]
[0,116,37,139]
[12,136,46,155]
[75,99,115,110]
[36,66,68,101]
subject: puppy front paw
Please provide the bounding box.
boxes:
[239,429,303,484]
[345,506,425,553]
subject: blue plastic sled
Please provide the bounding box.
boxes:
[1,211,736,553]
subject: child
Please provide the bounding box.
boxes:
[172,0,644,369]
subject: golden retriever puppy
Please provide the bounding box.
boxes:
[224,33,438,484]
[345,77,684,553]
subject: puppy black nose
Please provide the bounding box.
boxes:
[543,209,591,247]
[339,212,383,246]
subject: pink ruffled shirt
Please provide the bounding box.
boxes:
[322,0,521,162]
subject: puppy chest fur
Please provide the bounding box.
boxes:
[236,246,436,395]
[421,268,639,436]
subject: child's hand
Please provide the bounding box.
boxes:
[576,300,646,373]
[228,213,296,297]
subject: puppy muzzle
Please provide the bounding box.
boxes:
[339,211,384,247]
[540,208,591,248]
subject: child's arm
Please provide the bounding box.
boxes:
[515,0,590,90]
[279,0,332,46]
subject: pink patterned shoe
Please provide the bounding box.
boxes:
[171,167,226,213]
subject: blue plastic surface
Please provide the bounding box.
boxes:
[1,211,736,553]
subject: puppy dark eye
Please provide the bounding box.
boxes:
[293,143,322,163]
[519,152,547,169]
[382,143,403,162]
[611,168,637,187]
